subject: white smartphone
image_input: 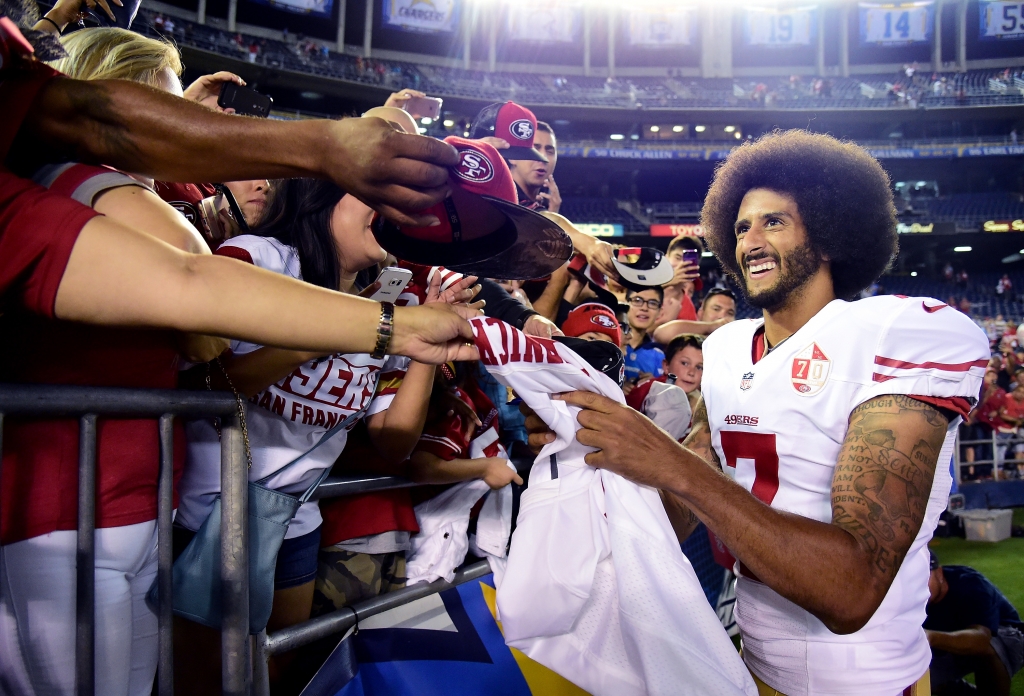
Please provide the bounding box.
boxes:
[370,267,413,303]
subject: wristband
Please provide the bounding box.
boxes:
[39,16,61,32]
[371,301,394,360]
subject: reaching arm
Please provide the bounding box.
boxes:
[408,451,522,489]
[531,265,571,322]
[14,77,458,225]
[53,216,479,364]
[653,318,729,343]
[560,391,948,635]
[365,361,436,464]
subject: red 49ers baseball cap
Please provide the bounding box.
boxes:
[372,136,572,280]
[561,302,622,346]
[469,102,548,163]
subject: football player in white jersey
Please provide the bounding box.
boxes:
[533,130,990,696]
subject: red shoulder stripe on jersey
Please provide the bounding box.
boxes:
[215,246,255,265]
[874,356,989,372]
[872,373,896,383]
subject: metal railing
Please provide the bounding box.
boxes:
[955,430,1024,483]
[0,383,518,695]
[0,384,249,696]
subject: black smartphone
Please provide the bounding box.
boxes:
[537,184,550,210]
[218,82,273,118]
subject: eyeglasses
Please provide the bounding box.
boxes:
[619,322,632,336]
[628,296,663,311]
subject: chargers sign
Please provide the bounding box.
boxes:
[384,0,458,33]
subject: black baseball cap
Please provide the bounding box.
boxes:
[554,336,625,387]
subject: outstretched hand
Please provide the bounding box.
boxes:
[326,118,459,227]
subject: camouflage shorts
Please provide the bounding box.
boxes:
[311,547,406,618]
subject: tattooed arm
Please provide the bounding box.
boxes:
[661,397,720,543]
[560,390,948,634]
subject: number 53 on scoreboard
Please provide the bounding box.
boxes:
[859,1,934,45]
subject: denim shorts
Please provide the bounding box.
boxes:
[172,524,321,591]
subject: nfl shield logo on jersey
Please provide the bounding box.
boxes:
[791,343,832,396]
[740,372,754,391]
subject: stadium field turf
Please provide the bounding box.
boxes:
[928,507,1024,695]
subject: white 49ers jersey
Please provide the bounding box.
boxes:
[701,296,988,696]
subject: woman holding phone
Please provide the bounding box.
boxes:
[174,177,479,692]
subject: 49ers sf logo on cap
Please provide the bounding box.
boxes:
[591,314,617,329]
[454,149,494,184]
[509,119,534,141]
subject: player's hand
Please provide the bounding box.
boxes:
[537,175,561,214]
[519,402,555,454]
[322,118,459,227]
[523,315,563,339]
[390,304,479,364]
[183,72,245,112]
[482,458,524,489]
[555,390,689,490]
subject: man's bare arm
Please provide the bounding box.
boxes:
[829,395,947,604]
[560,391,948,634]
[13,78,458,225]
[652,318,727,343]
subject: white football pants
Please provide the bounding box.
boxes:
[0,520,159,696]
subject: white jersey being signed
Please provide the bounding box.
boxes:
[471,317,756,696]
[701,296,988,696]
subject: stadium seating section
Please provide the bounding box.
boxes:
[138,10,1024,111]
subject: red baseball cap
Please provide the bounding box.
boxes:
[373,136,572,280]
[469,102,548,163]
[561,302,622,346]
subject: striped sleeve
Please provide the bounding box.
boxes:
[856,298,990,419]
[415,390,473,461]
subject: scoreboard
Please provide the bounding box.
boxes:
[743,6,817,47]
[979,1,1024,39]
[859,1,934,45]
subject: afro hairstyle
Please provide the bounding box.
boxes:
[700,130,898,301]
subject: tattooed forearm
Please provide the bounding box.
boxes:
[831,395,948,583]
[683,397,723,471]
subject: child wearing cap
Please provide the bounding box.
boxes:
[560,302,623,347]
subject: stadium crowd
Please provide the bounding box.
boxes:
[0,1,1022,695]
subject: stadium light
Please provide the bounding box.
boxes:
[610,133,625,140]
[421,117,433,125]
[734,132,742,139]
[650,125,660,132]
[694,125,706,132]
[417,127,428,134]
[443,119,455,127]
[1019,248,1024,254]
[630,134,640,140]
[724,125,736,132]
[702,251,714,257]
[954,246,972,252]
[672,125,684,133]
[911,271,918,277]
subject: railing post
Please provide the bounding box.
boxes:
[253,630,271,696]
[993,430,1001,481]
[220,413,250,696]
[157,415,175,696]
[77,414,98,696]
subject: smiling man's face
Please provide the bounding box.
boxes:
[733,188,825,311]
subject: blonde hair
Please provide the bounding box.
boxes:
[49,27,182,89]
